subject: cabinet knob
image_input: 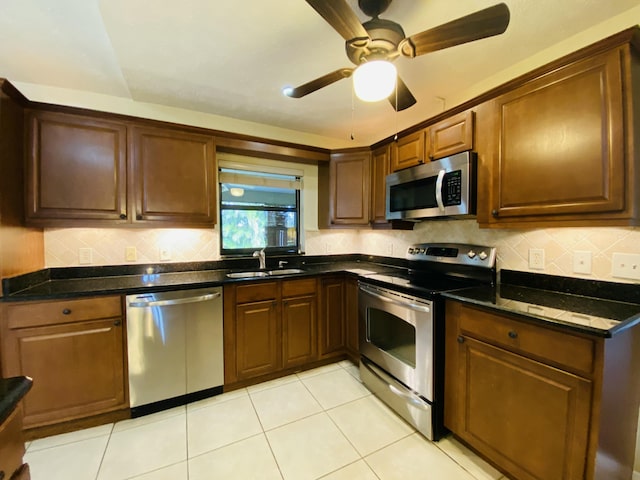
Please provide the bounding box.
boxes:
[491,209,499,217]
[119,213,127,220]
[136,214,142,220]
[457,335,465,344]
[0,469,5,480]
[114,320,122,326]
[62,308,71,315]
[508,331,518,339]
[283,300,288,306]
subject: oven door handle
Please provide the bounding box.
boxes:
[362,360,430,411]
[435,169,446,212]
[359,285,430,313]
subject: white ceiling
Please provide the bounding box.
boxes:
[1,0,638,148]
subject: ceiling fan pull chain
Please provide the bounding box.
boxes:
[350,84,356,140]
[394,83,398,141]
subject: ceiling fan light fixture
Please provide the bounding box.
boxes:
[353,60,397,102]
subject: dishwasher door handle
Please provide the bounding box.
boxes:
[128,291,221,308]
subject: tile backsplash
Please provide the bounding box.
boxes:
[44,221,640,284]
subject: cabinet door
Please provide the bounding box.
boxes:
[282,294,317,368]
[130,126,216,225]
[329,151,371,226]
[345,276,359,357]
[318,276,345,358]
[235,300,279,380]
[0,405,25,479]
[489,49,624,222]
[453,336,592,480]
[428,110,474,160]
[26,111,127,224]
[370,145,390,225]
[391,130,425,172]
[2,318,126,429]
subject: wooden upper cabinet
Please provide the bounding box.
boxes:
[391,130,425,172]
[370,144,390,225]
[483,47,628,226]
[328,150,371,226]
[130,126,216,225]
[391,111,474,172]
[428,110,474,160]
[26,111,127,225]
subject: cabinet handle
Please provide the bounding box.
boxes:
[119,213,127,219]
[0,469,5,480]
[283,300,288,306]
[62,308,71,315]
[491,209,499,218]
[136,214,142,220]
[457,335,465,344]
[508,331,518,339]
[114,320,122,326]
[272,301,277,307]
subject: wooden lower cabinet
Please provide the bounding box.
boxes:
[0,404,30,480]
[224,277,319,385]
[345,276,359,359]
[455,337,591,480]
[282,294,317,368]
[318,276,346,359]
[445,300,640,480]
[235,299,279,380]
[0,296,127,430]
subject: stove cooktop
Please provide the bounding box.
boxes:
[361,243,497,298]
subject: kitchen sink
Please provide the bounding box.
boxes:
[226,271,270,279]
[226,268,305,279]
[267,268,305,275]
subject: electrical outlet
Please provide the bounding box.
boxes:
[125,246,137,262]
[528,248,545,270]
[325,243,332,254]
[573,250,592,275]
[79,247,93,265]
[386,243,393,256]
[612,252,640,280]
[159,248,172,261]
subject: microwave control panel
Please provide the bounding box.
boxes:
[443,170,462,206]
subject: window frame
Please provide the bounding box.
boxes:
[219,176,301,257]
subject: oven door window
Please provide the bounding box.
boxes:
[368,308,416,368]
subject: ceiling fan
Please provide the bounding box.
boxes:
[283,0,510,111]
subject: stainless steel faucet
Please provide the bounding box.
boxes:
[253,249,266,269]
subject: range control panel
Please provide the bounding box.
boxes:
[406,243,496,268]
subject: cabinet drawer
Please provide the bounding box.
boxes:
[236,282,278,303]
[282,278,317,298]
[453,302,595,376]
[6,296,122,329]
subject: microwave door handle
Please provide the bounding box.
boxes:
[435,169,446,212]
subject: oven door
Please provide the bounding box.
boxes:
[358,282,433,401]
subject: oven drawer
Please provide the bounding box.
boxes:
[453,302,595,376]
[360,358,434,440]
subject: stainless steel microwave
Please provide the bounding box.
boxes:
[386,151,476,221]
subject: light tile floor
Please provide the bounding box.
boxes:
[25,360,510,480]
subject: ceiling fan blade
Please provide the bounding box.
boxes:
[399,3,510,58]
[388,76,417,111]
[284,68,354,98]
[306,0,370,45]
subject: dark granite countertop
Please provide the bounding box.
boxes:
[3,256,640,339]
[0,376,32,424]
[442,270,640,338]
[1,255,402,301]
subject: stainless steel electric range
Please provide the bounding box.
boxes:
[358,243,496,440]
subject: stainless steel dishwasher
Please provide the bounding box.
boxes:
[126,286,224,416]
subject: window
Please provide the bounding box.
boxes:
[219,168,300,256]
